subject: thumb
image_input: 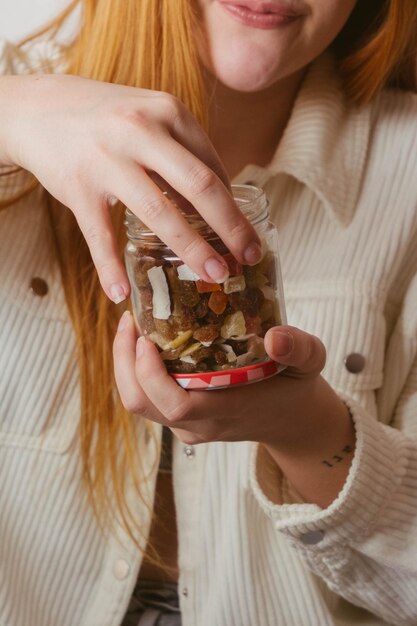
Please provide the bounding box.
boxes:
[264,326,326,377]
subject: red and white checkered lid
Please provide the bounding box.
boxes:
[172,358,280,390]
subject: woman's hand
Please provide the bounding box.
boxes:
[0,74,261,302]
[114,312,355,507]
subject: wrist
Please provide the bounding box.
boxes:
[260,377,356,508]
[0,74,38,168]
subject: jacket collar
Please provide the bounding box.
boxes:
[237,54,373,226]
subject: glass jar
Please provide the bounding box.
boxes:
[125,184,286,390]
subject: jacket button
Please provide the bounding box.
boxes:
[344,353,365,373]
[183,445,195,459]
[300,530,325,545]
[30,277,49,297]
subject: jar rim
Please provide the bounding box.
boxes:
[125,183,268,243]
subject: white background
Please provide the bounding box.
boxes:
[0,0,71,42]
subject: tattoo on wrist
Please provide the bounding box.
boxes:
[321,445,353,468]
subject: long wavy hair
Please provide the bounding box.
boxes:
[7,0,417,556]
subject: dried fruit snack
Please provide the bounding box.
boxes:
[125,185,287,389]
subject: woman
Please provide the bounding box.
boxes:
[1,1,417,624]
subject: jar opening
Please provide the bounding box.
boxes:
[125,184,268,244]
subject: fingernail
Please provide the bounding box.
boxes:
[244,242,262,265]
[110,283,127,304]
[273,330,293,357]
[117,310,131,333]
[204,258,229,283]
[136,336,145,358]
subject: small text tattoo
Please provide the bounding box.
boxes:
[321,444,353,469]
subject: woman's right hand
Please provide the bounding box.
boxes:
[0,74,262,302]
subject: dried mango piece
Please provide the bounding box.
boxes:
[220,311,246,339]
[208,291,228,315]
[223,275,246,294]
[196,280,222,293]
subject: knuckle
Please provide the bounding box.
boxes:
[228,217,251,240]
[159,94,185,125]
[186,166,218,198]
[181,235,206,260]
[122,107,156,132]
[139,193,166,222]
[82,223,104,248]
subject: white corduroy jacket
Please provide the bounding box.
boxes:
[1,39,417,626]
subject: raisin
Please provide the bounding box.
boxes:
[179,281,200,307]
[154,318,177,341]
[241,288,265,316]
[214,350,228,365]
[194,295,209,318]
[193,325,219,344]
[172,307,197,332]
[190,347,213,363]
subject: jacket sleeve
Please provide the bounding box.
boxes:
[250,275,417,625]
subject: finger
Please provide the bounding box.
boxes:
[134,336,193,424]
[112,164,230,283]
[75,198,130,304]
[149,92,231,191]
[131,133,262,267]
[264,325,326,377]
[113,311,165,421]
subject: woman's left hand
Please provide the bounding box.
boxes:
[113,312,354,480]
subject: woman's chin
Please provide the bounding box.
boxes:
[209,59,283,93]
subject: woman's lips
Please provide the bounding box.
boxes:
[218,1,303,29]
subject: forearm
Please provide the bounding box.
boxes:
[261,377,356,508]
